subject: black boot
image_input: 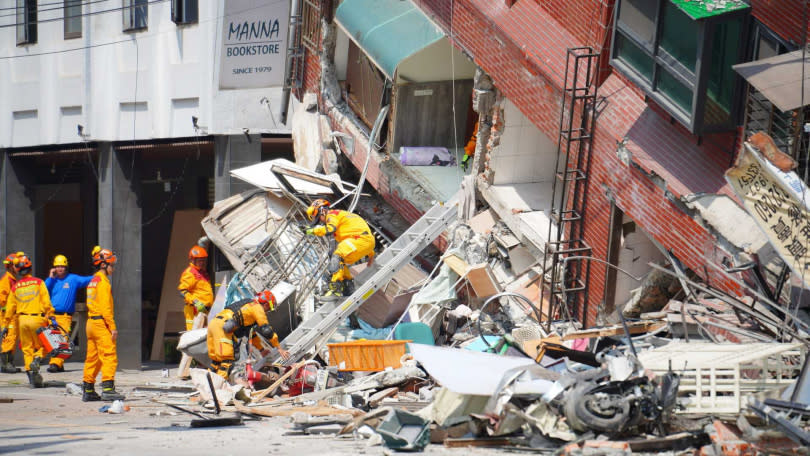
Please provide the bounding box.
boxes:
[0,352,16,374]
[101,380,124,401]
[46,363,63,373]
[27,358,43,388]
[26,370,44,388]
[82,382,101,402]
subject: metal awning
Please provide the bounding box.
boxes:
[335,0,444,79]
[733,49,810,112]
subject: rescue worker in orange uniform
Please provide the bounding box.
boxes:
[0,253,21,373]
[304,199,375,297]
[82,248,124,402]
[206,291,290,381]
[178,245,213,331]
[3,254,55,388]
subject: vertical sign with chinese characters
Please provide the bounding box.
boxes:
[219,0,290,90]
[726,144,810,282]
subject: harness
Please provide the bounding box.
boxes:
[224,298,252,337]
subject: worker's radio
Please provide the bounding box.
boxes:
[36,325,73,359]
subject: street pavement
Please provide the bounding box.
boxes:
[0,361,490,455]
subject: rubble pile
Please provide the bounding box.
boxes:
[168,160,810,454]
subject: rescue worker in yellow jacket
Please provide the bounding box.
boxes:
[4,254,55,388]
[178,245,213,331]
[0,252,21,373]
[303,199,375,296]
[82,248,124,402]
[206,290,290,380]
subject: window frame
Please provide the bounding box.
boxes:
[301,0,323,54]
[16,0,37,46]
[610,0,750,134]
[171,0,198,26]
[64,0,82,40]
[122,0,148,32]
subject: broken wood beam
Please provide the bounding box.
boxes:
[443,437,515,448]
[252,360,310,401]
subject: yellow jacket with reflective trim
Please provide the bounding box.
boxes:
[0,272,15,327]
[87,271,116,332]
[215,301,279,348]
[178,264,213,308]
[4,274,54,321]
[312,210,371,242]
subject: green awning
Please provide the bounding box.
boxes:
[669,0,749,20]
[335,0,444,79]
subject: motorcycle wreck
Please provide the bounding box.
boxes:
[470,349,680,446]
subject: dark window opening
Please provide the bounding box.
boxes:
[123,0,148,31]
[171,0,198,25]
[16,0,37,45]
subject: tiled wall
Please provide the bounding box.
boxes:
[491,99,557,185]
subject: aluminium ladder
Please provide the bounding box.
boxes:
[275,195,460,365]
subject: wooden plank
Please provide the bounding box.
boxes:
[150,209,206,361]
[561,321,666,340]
[233,400,362,417]
[252,360,310,401]
[443,438,515,448]
[465,263,501,297]
[442,254,468,276]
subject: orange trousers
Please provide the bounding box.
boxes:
[18,315,46,371]
[83,318,117,383]
[49,314,72,368]
[1,316,18,353]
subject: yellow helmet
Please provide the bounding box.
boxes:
[306,199,330,222]
[53,255,68,267]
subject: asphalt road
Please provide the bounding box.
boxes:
[0,361,494,455]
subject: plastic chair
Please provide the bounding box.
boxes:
[393,322,435,346]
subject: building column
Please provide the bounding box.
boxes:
[213,134,261,285]
[0,151,36,261]
[97,142,142,369]
[214,133,262,201]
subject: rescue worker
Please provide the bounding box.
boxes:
[304,199,376,296]
[178,245,213,331]
[4,254,55,388]
[0,252,21,373]
[206,290,290,381]
[44,254,94,372]
[82,248,124,402]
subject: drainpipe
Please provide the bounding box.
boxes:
[280,0,302,125]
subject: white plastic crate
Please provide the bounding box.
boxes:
[638,342,804,415]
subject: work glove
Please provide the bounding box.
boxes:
[0,327,6,340]
[461,154,471,171]
[192,299,207,313]
[304,228,316,236]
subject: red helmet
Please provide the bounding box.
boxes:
[189,246,208,260]
[256,290,276,310]
[92,248,117,267]
[13,254,32,271]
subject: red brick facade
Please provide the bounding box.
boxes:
[297,0,806,326]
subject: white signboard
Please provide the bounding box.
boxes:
[726,143,810,284]
[219,0,290,90]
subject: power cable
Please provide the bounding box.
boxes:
[0,0,109,19]
[0,0,289,60]
[0,0,170,28]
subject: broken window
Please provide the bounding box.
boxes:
[610,0,748,134]
[344,40,387,128]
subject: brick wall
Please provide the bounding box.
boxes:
[414,0,746,326]
[751,0,808,45]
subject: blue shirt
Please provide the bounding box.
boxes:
[45,273,94,314]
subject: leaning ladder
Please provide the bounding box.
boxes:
[276,196,460,365]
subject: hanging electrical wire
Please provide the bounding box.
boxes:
[0,0,169,28]
[0,0,109,19]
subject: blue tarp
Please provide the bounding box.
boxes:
[335,0,444,79]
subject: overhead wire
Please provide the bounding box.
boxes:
[0,0,170,28]
[0,0,104,12]
[0,0,109,19]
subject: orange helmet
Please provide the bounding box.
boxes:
[256,290,276,310]
[13,254,32,271]
[3,253,16,265]
[189,246,208,260]
[306,199,330,222]
[92,248,117,267]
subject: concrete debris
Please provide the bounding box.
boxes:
[165,162,810,453]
